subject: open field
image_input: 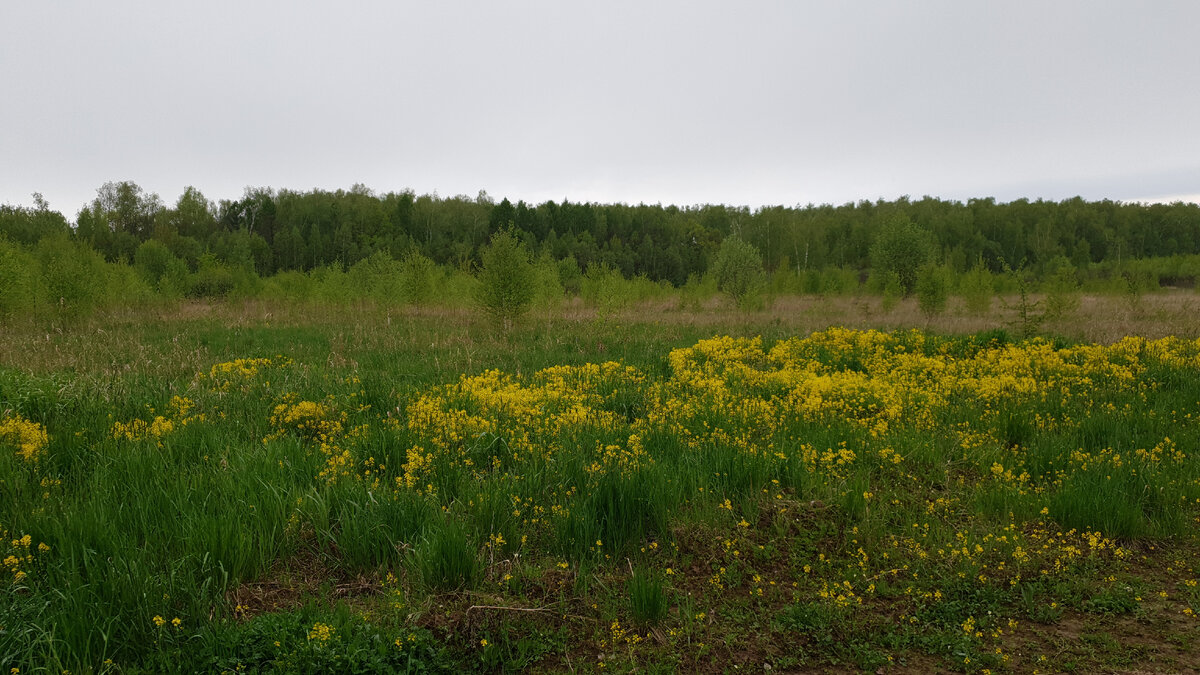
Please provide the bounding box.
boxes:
[4,294,1200,673]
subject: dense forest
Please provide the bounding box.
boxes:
[2,181,1200,316]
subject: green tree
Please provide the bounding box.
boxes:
[869,217,935,295]
[1043,255,1081,321]
[915,263,950,319]
[475,229,535,329]
[711,235,765,308]
[959,259,994,316]
[91,181,163,239]
[170,186,217,240]
[134,240,189,296]
[34,234,106,316]
[399,248,437,305]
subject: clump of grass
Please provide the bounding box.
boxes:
[558,468,671,560]
[412,521,480,592]
[627,568,668,627]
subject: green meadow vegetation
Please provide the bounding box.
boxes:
[4,185,1200,672]
[3,292,1200,674]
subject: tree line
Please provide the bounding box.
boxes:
[4,181,1200,290]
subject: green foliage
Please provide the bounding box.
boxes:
[475,229,536,329]
[1043,257,1081,321]
[398,249,437,305]
[134,240,190,296]
[915,263,950,319]
[1121,270,1150,309]
[556,255,582,295]
[580,263,666,314]
[627,569,668,626]
[11,183,1200,299]
[0,196,69,246]
[0,237,38,318]
[869,217,935,295]
[959,260,995,316]
[711,235,765,308]
[33,234,107,316]
[1000,267,1045,339]
[872,269,903,311]
[188,254,237,299]
[529,252,566,308]
[347,250,402,303]
[413,521,481,592]
[677,273,718,311]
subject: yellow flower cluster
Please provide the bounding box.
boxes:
[384,329,1200,558]
[111,397,203,444]
[0,413,49,464]
[266,397,356,482]
[2,531,48,584]
[267,399,344,443]
[307,622,335,643]
[661,328,1168,440]
[404,362,646,489]
[199,357,286,393]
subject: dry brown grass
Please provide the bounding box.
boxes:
[1,291,1197,376]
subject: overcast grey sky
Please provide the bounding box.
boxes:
[2,1,1198,216]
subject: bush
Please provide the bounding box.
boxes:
[959,261,994,316]
[398,249,437,305]
[347,251,402,303]
[134,240,189,297]
[557,255,583,295]
[581,263,629,313]
[1001,266,1045,338]
[34,234,107,316]
[711,236,765,308]
[871,269,903,311]
[915,264,950,319]
[1043,257,1081,321]
[530,252,565,308]
[869,217,935,295]
[188,254,236,299]
[0,237,38,318]
[475,229,535,329]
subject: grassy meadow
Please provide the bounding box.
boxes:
[4,294,1200,673]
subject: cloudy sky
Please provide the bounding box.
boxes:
[3,1,1198,216]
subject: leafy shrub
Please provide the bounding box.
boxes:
[871,269,903,311]
[1043,257,1081,321]
[556,254,583,295]
[0,237,38,318]
[135,240,189,297]
[34,234,107,316]
[959,261,994,316]
[869,217,935,295]
[398,248,436,305]
[711,236,765,308]
[347,251,402,303]
[188,254,237,298]
[475,229,535,329]
[915,263,950,319]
